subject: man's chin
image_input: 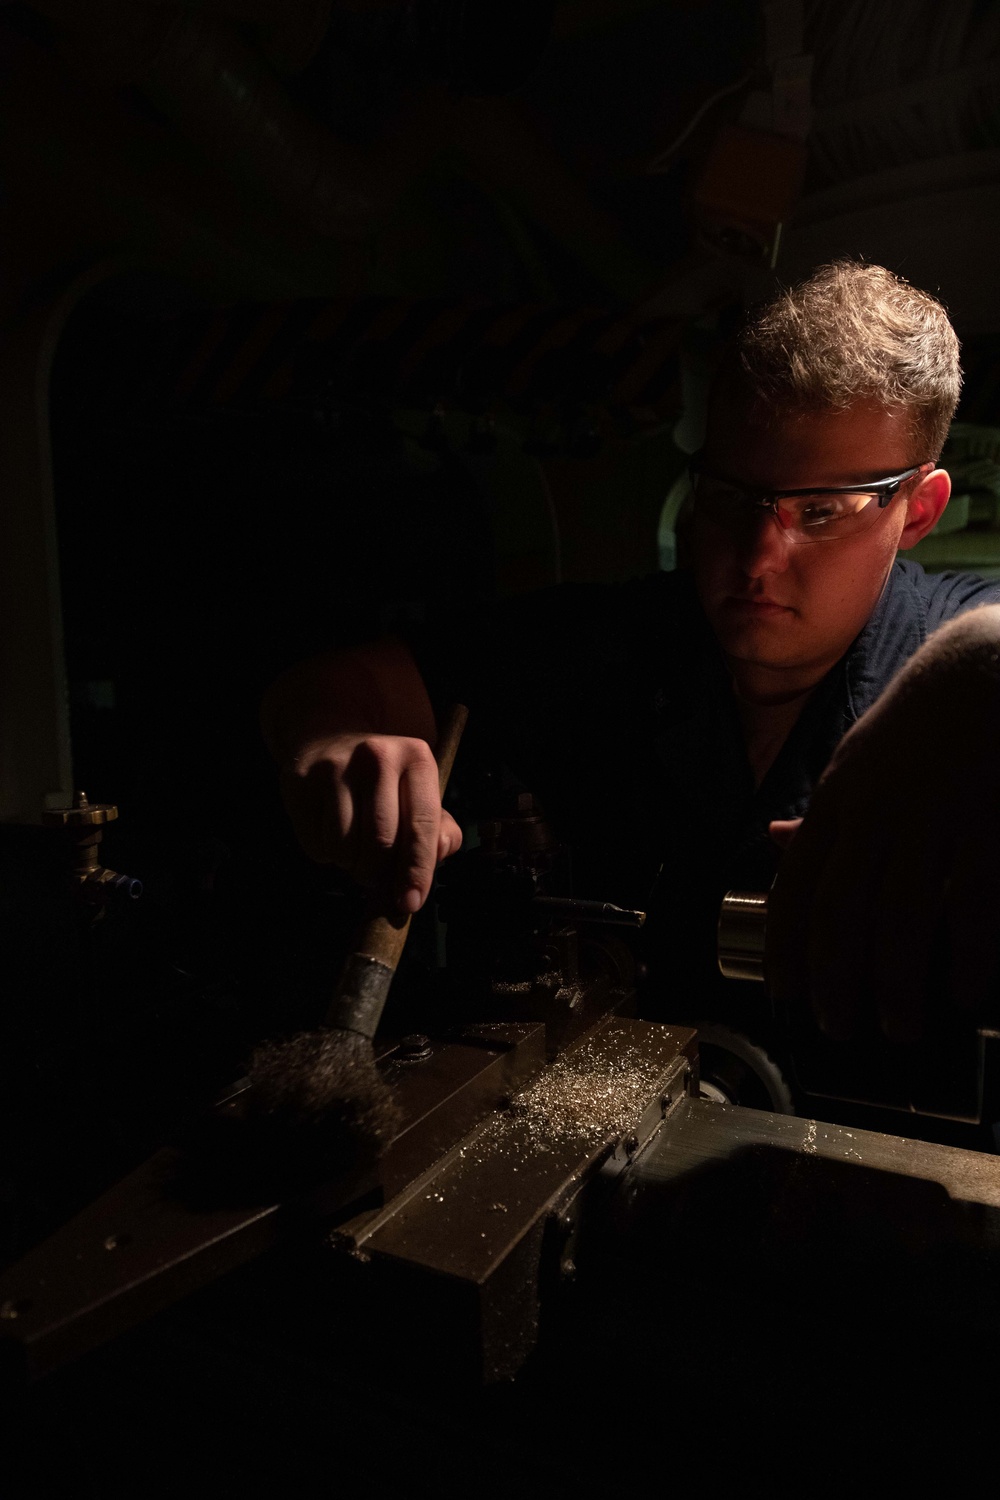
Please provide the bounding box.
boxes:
[710,614,802,665]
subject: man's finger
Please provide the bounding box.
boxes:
[394,755,443,912]
[281,759,351,865]
[768,817,803,849]
[328,772,360,869]
[351,745,402,888]
[437,810,463,865]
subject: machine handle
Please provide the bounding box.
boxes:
[717,889,768,983]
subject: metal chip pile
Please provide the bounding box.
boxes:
[497,1027,665,1153]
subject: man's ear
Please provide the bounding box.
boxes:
[898,468,951,550]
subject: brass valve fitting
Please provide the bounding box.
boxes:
[43,791,142,917]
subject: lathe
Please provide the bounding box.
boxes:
[3,792,999,1488]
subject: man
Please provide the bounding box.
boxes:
[263,261,1000,1049]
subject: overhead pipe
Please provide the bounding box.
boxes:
[29,1,652,301]
[34,1,417,241]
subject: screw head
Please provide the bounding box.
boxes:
[398,1033,432,1061]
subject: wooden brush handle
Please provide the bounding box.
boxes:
[432,701,469,790]
[355,702,469,971]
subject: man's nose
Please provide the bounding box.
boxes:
[732,511,792,576]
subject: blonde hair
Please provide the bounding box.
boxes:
[730,260,962,459]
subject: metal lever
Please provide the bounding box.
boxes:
[532,897,646,928]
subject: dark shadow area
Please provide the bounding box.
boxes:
[10,1131,998,1493]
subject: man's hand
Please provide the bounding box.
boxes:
[262,639,462,914]
[281,733,463,914]
[767,605,1000,1044]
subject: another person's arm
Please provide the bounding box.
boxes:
[260,637,461,913]
[767,604,1000,1042]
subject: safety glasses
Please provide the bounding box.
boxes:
[689,460,933,543]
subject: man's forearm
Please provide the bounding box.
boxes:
[260,636,438,767]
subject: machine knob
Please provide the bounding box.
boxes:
[717,889,768,983]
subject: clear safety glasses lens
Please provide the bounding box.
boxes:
[693,480,887,544]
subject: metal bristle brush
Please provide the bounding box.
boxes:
[245,704,468,1185]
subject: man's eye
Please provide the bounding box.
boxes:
[797,493,869,526]
[800,501,840,524]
